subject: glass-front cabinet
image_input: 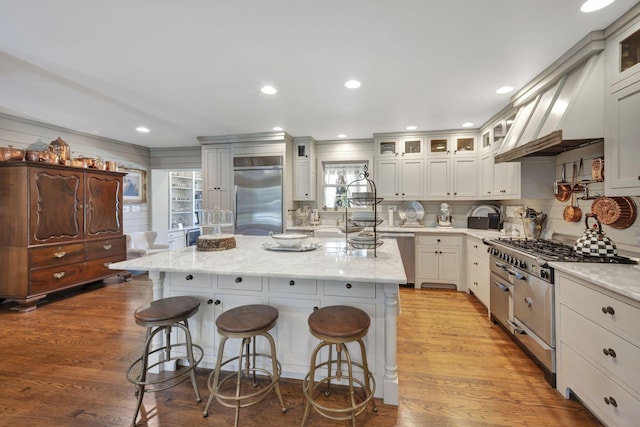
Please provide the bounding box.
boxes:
[453,135,476,155]
[169,171,202,229]
[427,136,450,155]
[376,137,424,157]
[427,135,476,156]
[620,28,640,73]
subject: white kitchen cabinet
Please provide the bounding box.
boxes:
[451,134,477,156]
[415,234,462,290]
[293,137,316,201]
[556,272,640,427]
[167,229,185,250]
[425,157,478,200]
[465,237,489,312]
[376,136,424,158]
[493,161,521,198]
[375,156,424,200]
[607,19,640,93]
[480,152,495,198]
[605,79,640,196]
[202,145,232,211]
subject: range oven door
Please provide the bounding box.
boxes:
[489,271,513,332]
[513,275,555,348]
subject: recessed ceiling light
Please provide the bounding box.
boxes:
[272,126,283,131]
[337,134,347,138]
[261,85,277,95]
[406,125,417,130]
[136,126,150,133]
[461,122,474,128]
[580,0,615,13]
[496,86,514,95]
[344,80,361,89]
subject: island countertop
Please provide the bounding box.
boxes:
[109,235,407,284]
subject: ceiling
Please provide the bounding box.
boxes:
[0,0,638,148]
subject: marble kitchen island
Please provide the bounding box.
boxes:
[109,236,406,405]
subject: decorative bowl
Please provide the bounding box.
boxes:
[269,232,309,248]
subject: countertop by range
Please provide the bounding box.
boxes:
[550,261,640,303]
[109,235,407,284]
[288,225,503,241]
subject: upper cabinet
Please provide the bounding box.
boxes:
[169,171,202,229]
[375,136,425,200]
[605,16,640,196]
[427,135,476,156]
[293,137,316,201]
[376,136,424,158]
[202,145,232,211]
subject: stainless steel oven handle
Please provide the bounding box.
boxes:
[492,280,509,291]
[507,268,525,280]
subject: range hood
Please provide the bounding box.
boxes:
[495,35,605,163]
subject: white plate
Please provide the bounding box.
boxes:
[262,242,321,252]
[398,201,425,223]
[469,204,499,217]
[350,232,376,242]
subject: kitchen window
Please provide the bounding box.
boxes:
[322,162,368,208]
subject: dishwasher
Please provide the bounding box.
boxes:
[379,232,415,286]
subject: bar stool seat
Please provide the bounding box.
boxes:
[302,305,377,426]
[127,296,204,427]
[203,304,286,427]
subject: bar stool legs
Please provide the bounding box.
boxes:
[203,304,286,427]
[302,306,376,426]
[126,297,203,427]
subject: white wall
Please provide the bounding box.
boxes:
[0,112,151,233]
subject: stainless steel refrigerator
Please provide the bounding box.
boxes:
[233,156,284,235]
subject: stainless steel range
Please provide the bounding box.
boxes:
[486,238,637,388]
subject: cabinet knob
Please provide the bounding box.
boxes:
[235,276,243,283]
[289,280,295,286]
[603,396,617,408]
[601,305,615,315]
[602,348,617,358]
[637,176,640,180]
[437,238,441,242]
[186,274,194,280]
[313,306,319,311]
[345,283,352,289]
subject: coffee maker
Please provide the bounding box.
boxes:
[436,203,453,228]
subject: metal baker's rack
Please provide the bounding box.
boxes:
[344,164,384,257]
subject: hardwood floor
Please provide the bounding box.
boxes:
[0,277,603,427]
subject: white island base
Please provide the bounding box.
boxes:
[111,237,406,405]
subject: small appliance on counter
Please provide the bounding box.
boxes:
[436,203,453,228]
[466,205,501,230]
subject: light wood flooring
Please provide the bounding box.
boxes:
[0,276,603,426]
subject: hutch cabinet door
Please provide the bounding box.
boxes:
[85,172,123,238]
[29,167,84,245]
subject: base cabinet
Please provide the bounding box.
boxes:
[556,272,640,427]
[465,237,489,311]
[415,234,462,290]
[0,162,126,311]
[164,272,385,395]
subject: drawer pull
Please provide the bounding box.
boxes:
[103,262,111,267]
[289,280,295,286]
[345,283,352,289]
[53,272,65,279]
[207,299,221,305]
[185,274,194,280]
[53,251,66,258]
[602,348,617,358]
[103,244,112,250]
[603,396,617,408]
[601,306,615,315]
[235,277,243,283]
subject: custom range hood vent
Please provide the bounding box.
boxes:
[495,32,605,163]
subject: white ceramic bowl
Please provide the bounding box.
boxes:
[269,232,309,248]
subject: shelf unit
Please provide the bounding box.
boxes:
[169,171,203,229]
[345,165,384,257]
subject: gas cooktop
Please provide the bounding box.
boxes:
[493,238,638,264]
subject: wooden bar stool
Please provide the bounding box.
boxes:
[202,304,286,426]
[126,296,204,427]
[302,305,377,426]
